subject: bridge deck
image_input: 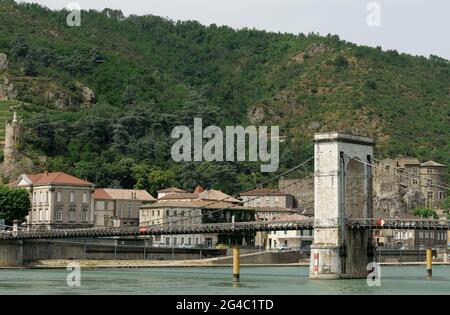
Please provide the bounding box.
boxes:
[1,218,448,240]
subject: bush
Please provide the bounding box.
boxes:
[412,207,438,219]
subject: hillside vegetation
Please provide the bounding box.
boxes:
[0,0,449,194]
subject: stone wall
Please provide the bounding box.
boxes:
[0,240,226,266]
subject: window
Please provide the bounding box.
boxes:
[196,237,199,245]
[188,238,192,245]
[69,192,75,203]
[127,204,132,218]
[427,192,433,200]
[174,210,177,217]
[56,209,62,222]
[39,209,43,221]
[166,210,170,216]
[427,168,433,174]
[82,209,88,222]
[57,192,62,202]
[165,238,170,246]
[181,237,185,245]
[412,167,418,174]
[117,204,122,217]
[39,191,43,203]
[152,210,155,217]
[33,192,37,202]
[96,201,105,211]
[104,216,110,226]
[430,231,434,239]
[157,210,160,217]
[438,191,444,199]
[173,238,177,246]
[45,209,49,221]
[427,179,433,186]
[45,191,49,203]
[419,232,424,238]
[181,211,185,217]
[82,192,87,203]
[412,179,418,185]
[69,207,76,222]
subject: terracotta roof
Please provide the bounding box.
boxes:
[93,188,113,200]
[157,187,186,193]
[140,200,254,211]
[240,188,292,197]
[159,192,199,200]
[93,188,155,201]
[420,160,446,167]
[193,186,205,193]
[21,172,94,187]
[198,189,241,203]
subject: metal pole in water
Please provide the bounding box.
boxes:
[426,248,432,277]
[233,247,240,282]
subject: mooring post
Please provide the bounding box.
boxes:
[426,248,432,277]
[233,246,240,282]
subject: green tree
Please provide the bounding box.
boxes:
[133,164,178,196]
[412,207,438,219]
[0,186,31,224]
[443,196,450,215]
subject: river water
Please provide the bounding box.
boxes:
[0,266,449,295]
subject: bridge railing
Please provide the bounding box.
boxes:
[346,218,449,229]
[0,219,315,240]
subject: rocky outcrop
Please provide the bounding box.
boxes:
[0,77,18,100]
[0,53,8,71]
[78,83,96,106]
[247,106,265,124]
[44,83,95,110]
[291,43,329,63]
[0,154,39,183]
[373,187,425,216]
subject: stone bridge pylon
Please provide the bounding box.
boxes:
[309,132,375,279]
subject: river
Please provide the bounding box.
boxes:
[0,266,449,294]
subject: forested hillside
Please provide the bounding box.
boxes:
[0,0,449,194]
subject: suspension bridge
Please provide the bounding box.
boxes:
[0,132,448,279]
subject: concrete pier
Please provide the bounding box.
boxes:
[309,132,375,279]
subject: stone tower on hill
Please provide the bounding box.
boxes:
[4,111,23,164]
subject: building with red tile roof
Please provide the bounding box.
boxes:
[93,188,155,227]
[13,172,95,229]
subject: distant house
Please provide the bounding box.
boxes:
[374,158,447,213]
[140,187,254,247]
[93,188,155,227]
[156,187,186,199]
[14,172,95,229]
[240,188,297,222]
[267,214,313,250]
[240,188,299,248]
[140,199,255,247]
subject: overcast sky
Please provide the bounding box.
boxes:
[19,0,450,60]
